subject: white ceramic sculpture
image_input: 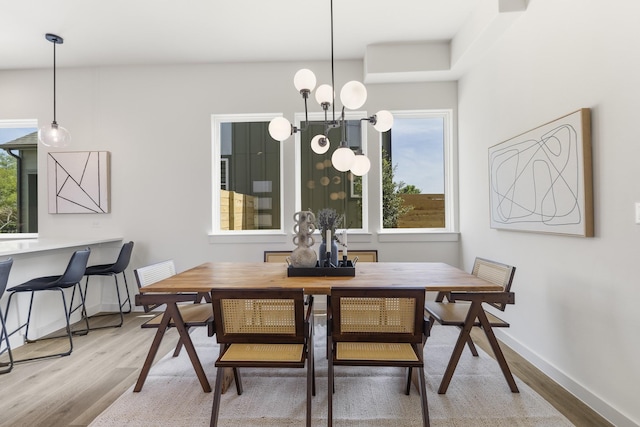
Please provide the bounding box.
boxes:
[290,211,318,268]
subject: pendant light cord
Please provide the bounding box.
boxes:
[52,39,57,123]
[330,0,336,124]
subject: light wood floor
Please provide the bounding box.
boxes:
[0,312,612,427]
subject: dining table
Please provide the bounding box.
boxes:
[134,261,505,393]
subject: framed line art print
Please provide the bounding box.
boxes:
[48,151,111,214]
[488,109,593,237]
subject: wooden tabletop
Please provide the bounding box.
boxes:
[138,262,502,295]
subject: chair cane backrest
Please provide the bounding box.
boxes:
[472,257,516,311]
[211,288,306,344]
[330,287,425,344]
[57,248,91,287]
[0,258,13,298]
[110,241,134,274]
[134,260,176,312]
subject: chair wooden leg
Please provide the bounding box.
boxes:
[172,327,190,357]
[166,303,211,393]
[405,368,412,395]
[465,334,479,356]
[233,368,243,395]
[418,366,430,427]
[328,351,334,427]
[134,310,172,392]
[210,366,225,427]
[309,320,315,396]
[307,343,313,427]
[476,309,519,393]
[306,319,314,427]
[438,301,482,394]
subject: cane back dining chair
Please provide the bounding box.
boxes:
[210,288,315,427]
[424,257,517,394]
[328,287,430,427]
[77,241,134,330]
[3,248,91,362]
[133,259,214,392]
[0,258,14,374]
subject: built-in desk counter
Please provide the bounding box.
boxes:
[0,237,123,256]
[0,236,124,349]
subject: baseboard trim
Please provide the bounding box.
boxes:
[494,329,635,427]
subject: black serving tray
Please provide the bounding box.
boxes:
[287,260,355,277]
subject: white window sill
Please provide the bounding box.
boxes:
[208,231,458,244]
[208,232,289,245]
[376,230,459,243]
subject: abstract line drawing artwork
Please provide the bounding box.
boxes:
[488,109,593,237]
[48,151,111,214]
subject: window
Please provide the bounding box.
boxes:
[297,115,366,231]
[212,114,282,233]
[0,120,38,235]
[381,111,452,231]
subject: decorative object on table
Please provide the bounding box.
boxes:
[286,261,355,277]
[316,208,343,267]
[339,229,348,265]
[289,211,318,268]
[287,209,356,277]
[488,108,593,237]
[267,0,393,176]
[48,151,111,213]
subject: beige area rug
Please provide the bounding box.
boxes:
[90,322,573,427]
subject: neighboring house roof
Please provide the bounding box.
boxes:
[1,131,38,150]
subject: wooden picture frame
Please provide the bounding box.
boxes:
[488,109,593,237]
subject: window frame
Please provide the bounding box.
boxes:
[0,118,39,240]
[378,109,457,236]
[210,113,285,236]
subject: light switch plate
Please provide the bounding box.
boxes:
[635,202,640,224]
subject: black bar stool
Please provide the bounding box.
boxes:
[3,248,91,362]
[0,258,14,374]
[77,241,134,330]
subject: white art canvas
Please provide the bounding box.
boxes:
[488,109,592,237]
[48,151,110,214]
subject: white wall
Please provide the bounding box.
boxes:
[457,1,640,425]
[0,60,460,336]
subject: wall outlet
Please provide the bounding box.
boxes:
[635,203,640,224]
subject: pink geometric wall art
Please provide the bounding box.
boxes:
[47,151,111,214]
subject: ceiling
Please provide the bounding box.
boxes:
[0,0,478,71]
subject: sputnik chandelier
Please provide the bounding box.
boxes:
[267,0,393,176]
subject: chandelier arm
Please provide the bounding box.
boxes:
[303,92,310,128]
[323,108,329,136]
[340,106,347,147]
[361,115,376,125]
